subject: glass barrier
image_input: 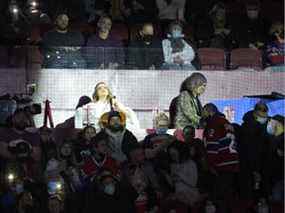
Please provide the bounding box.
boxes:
[1,45,283,71]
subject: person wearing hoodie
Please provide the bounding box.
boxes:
[240,102,270,200]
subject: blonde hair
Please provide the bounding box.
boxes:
[92,82,113,102]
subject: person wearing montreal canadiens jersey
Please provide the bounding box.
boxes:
[75,82,140,132]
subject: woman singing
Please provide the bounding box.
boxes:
[75,82,140,131]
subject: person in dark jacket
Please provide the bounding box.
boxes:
[128,22,163,70]
[240,102,270,200]
[231,0,270,49]
[265,115,284,202]
[102,111,139,163]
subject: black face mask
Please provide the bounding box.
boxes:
[142,34,153,43]
[109,124,123,132]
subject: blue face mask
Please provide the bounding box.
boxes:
[156,128,168,135]
[256,116,268,124]
[172,30,182,38]
[104,183,115,195]
[266,123,275,135]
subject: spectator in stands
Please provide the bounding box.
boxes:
[101,111,139,163]
[41,14,86,69]
[144,112,174,158]
[80,131,120,180]
[208,2,235,49]
[124,144,160,213]
[162,21,197,70]
[43,142,61,180]
[73,126,96,165]
[202,103,239,213]
[240,102,270,200]
[231,0,270,49]
[163,141,202,210]
[75,82,140,131]
[84,170,138,213]
[127,22,164,70]
[156,0,186,36]
[85,15,125,69]
[175,73,207,129]
[126,143,162,194]
[265,22,285,67]
[265,115,284,202]
[120,0,158,24]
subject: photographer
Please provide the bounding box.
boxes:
[0,109,41,162]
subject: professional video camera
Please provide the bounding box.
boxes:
[0,84,41,126]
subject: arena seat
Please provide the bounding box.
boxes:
[230,48,263,71]
[197,48,226,70]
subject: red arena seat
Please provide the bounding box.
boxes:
[197,48,226,70]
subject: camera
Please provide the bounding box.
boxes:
[8,139,33,161]
[0,87,41,126]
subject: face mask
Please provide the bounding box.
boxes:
[172,29,182,38]
[266,122,275,135]
[256,116,268,124]
[143,34,153,43]
[156,128,168,135]
[110,124,123,132]
[104,183,115,195]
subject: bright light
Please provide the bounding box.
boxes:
[12,8,18,14]
[31,1,37,7]
[8,173,15,181]
[56,183,62,190]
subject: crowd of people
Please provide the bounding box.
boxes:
[0,73,284,213]
[0,0,284,69]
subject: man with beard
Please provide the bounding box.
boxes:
[101,111,139,163]
[41,13,86,69]
[127,22,163,70]
[85,15,125,69]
